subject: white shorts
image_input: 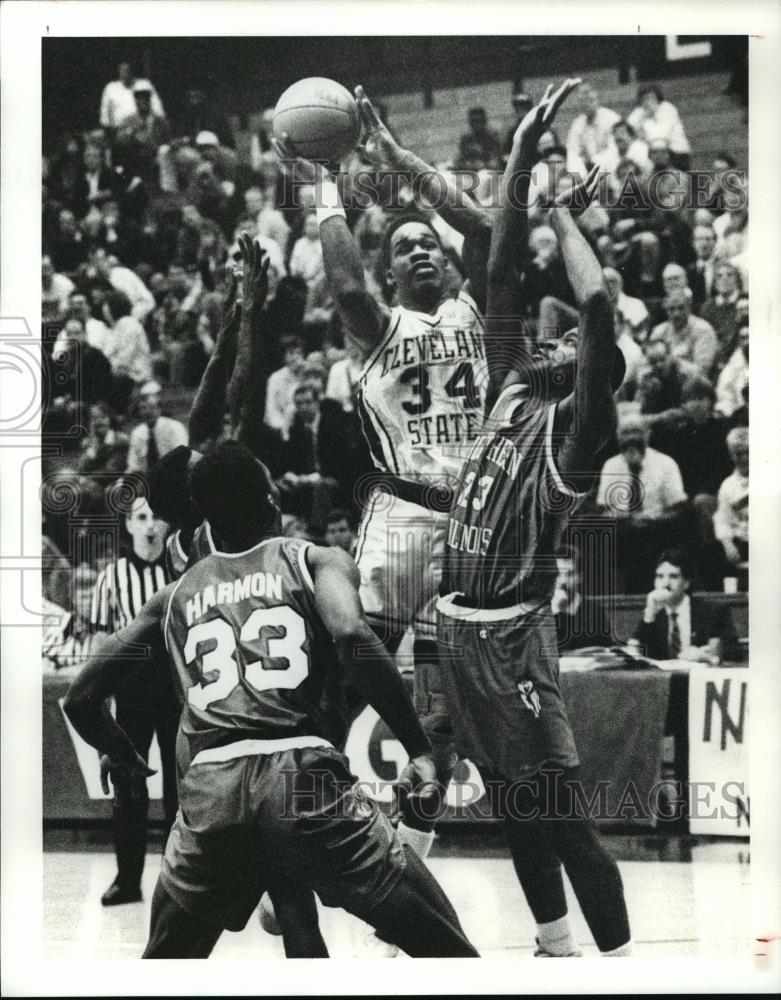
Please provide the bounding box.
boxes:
[354,492,448,641]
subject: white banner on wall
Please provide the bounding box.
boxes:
[688,666,749,837]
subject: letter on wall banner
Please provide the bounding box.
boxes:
[666,36,713,62]
[343,704,485,810]
[688,666,749,837]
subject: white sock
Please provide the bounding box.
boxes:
[537,915,578,956]
[397,822,435,861]
[601,940,634,957]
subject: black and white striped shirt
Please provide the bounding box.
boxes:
[90,550,170,633]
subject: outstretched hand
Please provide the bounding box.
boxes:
[549,163,602,218]
[354,85,403,167]
[238,232,270,312]
[513,77,582,155]
[99,751,156,796]
[217,266,242,340]
[271,133,333,187]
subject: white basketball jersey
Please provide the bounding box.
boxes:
[357,289,487,484]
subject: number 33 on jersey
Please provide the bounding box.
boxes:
[164,538,347,760]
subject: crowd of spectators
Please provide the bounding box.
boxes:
[42,63,748,668]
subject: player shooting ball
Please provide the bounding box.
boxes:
[271,91,494,892]
[436,80,633,958]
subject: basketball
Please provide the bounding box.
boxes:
[273,77,360,161]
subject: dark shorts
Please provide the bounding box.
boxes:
[437,610,579,781]
[159,744,406,930]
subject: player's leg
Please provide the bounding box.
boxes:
[267,880,329,958]
[103,679,155,905]
[259,746,478,958]
[536,767,632,955]
[142,877,223,959]
[436,611,586,956]
[487,771,582,957]
[361,844,478,958]
[152,667,181,834]
[399,512,458,859]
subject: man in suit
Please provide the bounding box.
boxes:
[126,381,188,476]
[278,381,351,536]
[635,548,739,662]
[553,549,614,651]
[686,225,718,313]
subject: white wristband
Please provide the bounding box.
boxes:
[315,179,346,226]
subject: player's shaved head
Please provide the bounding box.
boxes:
[189,441,279,548]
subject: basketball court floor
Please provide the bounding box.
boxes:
[43,829,751,960]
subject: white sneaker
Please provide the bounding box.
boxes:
[534,936,583,957]
[257,892,282,936]
[359,924,400,958]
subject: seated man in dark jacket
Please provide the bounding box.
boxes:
[278,381,351,536]
[553,548,614,651]
[635,548,740,662]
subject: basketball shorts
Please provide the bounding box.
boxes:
[159,739,406,931]
[354,493,448,642]
[436,601,579,782]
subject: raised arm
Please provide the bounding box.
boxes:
[272,136,389,362]
[355,86,492,310]
[308,545,432,766]
[551,205,617,489]
[484,79,582,412]
[226,233,272,446]
[64,585,172,789]
[188,269,240,449]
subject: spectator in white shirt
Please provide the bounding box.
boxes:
[325,341,363,413]
[603,267,647,395]
[649,290,719,378]
[244,186,291,256]
[126,382,188,475]
[627,85,691,170]
[42,254,74,321]
[597,415,688,591]
[595,120,652,198]
[101,289,152,409]
[289,213,325,288]
[91,248,155,322]
[713,175,748,260]
[713,426,749,585]
[53,292,110,356]
[100,61,164,132]
[264,337,306,435]
[715,326,749,419]
[565,84,620,175]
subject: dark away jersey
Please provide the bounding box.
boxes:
[164,537,347,760]
[166,521,218,580]
[441,384,585,609]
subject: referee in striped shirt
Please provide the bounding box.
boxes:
[90,496,179,907]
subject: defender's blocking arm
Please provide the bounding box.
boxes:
[484,78,583,412]
[188,270,241,450]
[355,85,492,310]
[227,233,272,446]
[551,204,617,488]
